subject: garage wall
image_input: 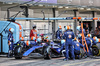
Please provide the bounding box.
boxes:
[33,9,53,18]
[57,0,100,7]
[79,12,93,18]
[31,8,53,35]
[17,8,53,38]
[96,12,100,17]
[56,10,74,32]
[0,7,99,38]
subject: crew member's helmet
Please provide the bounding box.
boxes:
[37,38,42,42]
[26,41,30,46]
[87,34,92,38]
[9,28,14,33]
[78,33,82,38]
[65,26,70,30]
[58,26,62,31]
[31,36,36,41]
[20,37,24,41]
[76,26,81,31]
[58,25,62,29]
[93,36,97,41]
[96,39,100,43]
[61,40,65,44]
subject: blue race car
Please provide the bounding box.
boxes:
[14,40,63,59]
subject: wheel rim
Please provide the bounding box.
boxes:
[92,48,99,55]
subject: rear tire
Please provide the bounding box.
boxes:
[92,47,99,56]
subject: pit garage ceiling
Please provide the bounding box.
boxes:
[0,0,100,7]
[0,0,100,12]
[57,0,100,7]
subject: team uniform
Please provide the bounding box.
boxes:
[8,28,14,57]
[63,29,75,60]
[73,41,84,58]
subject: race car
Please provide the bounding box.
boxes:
[14,40,63,59]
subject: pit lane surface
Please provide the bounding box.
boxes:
[0,57,100,66]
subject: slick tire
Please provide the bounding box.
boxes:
[44,47,52,59]
[14,46,23,59]
[92,47,99,56]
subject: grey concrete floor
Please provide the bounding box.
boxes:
[0,57,100,66]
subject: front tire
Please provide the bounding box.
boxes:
[44,46,52,59]
[14,46,23,59]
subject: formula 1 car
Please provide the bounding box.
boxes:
[14,41,63,59]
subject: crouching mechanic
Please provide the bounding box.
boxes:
[73,37,84,58]
[56,26,63,39]
[86,34,96,56]
[8,28,14,57]
[63,26,75,61]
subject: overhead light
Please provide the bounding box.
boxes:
[58,6,63,8]
[47,5,50,7]
[65,7,69,9]
[29,4,33,6]
[52,5,54,7]
[7,2,13,4]
[87,8,91,10]
[52,5,57,8]
[38,4,43,7]
[52,5,55,7]
[97,8,100,10]
[55,6,57,7]
[24,4,27,6]
[80,8,84,10]
[82,6,87,8]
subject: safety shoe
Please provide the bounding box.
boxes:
[73,58,75,60]
[85,55,87,58]
[63,59,68,61]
